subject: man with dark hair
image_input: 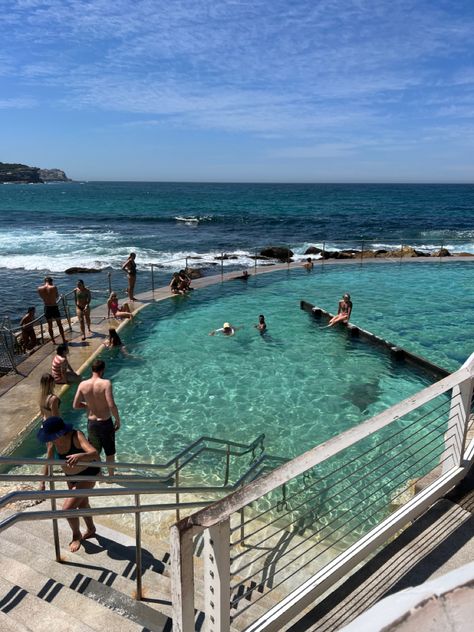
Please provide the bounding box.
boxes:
[38,276,67,344]
[73,360,121,476]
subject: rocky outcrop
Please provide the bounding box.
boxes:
[187,268,203,279]
[0,161,71,183]
[432,248,451,257]
[65,267,101,274]
[39,168,71,182]
[260,246,294,261]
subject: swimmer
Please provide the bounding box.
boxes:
[103,327,129,355]
[254,314,267,334]
[209,322,241,336]
[328,293,353,327]
[303,257,314,271]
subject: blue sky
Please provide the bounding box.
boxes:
[1,0,474,182]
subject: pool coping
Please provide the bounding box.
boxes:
[0,255,472,457]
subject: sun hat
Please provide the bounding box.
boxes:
[223,322,231,329]
[37,416,73,443]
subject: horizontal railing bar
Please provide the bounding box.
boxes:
[183,369,468,531]
[0,500,212,534]
[231,444,449,599]
[230,438,446,583]
[0,433,266,472]
[230,412,451,545]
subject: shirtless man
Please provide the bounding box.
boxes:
[20,306,37,350]
[73,359,121,476]
[38,276,67,344]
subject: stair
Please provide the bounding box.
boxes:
[0,515,174,632]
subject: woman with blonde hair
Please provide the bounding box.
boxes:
[39,373,61,419]
[107,292,133,319]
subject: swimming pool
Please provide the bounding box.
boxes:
[26,259,470,473]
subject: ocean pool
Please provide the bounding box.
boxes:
[23,260,472,470]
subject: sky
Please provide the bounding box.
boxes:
[1,0,474,182]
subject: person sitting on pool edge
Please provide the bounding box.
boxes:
[328,293,353,327]
[209,322,241,336]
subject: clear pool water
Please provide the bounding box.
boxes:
[28,260,473,468]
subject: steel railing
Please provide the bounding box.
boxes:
[0,433,284,601]
[170,352,474,632]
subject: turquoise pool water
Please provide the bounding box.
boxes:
[32,260,473,468]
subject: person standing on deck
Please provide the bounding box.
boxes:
[122,252,137,301]
[75,279,92,341]
[73,359,121,477]
[38,276,67,344]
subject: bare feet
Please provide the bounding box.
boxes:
[69,538,82,552]
[82,528,97,541]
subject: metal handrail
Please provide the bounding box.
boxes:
[0,431,277,601]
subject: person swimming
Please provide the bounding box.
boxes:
[255,314,267,334]
[328,293,353,327]
[209,322,241,336]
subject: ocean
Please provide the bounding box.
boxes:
[1,181,474,321]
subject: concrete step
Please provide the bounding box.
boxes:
[0,610,32,632]
[2,524,173,626]
[0,549,147,632]
[0,575,95,632]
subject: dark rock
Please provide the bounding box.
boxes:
[374,249,389,256]
[413,249,431,257]
[432,248,451,257]
[304,246,323,255]
[187,268,203,279]
[260,246,294,261]
[335,251,354,259]
[214,254,239,260]
[65,267,101,274]
[320,250,338,259]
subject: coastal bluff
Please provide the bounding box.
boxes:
[0,161,71,183]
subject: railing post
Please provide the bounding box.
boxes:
[40,321,44,344]
[287,244,290,270]
[223,445,230,487]
[254,248,257,276]
[360,241,364,266]
[171,525,196,632]
[107,272,112,295]
[239,507,245,546]
[442,376,474,473]
[322,240,326,268]
[151,264,155,295]
[204,520,231,632]
[134,494,143,600]
[61,295,72,332]
[175,459,180,522]
[49,464,61,562]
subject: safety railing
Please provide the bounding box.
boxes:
[0,433,282,601]
[170,352,474,632]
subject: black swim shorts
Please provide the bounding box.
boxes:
[44,305,61,320]
[65,465,101,483]
[87,417,116,456]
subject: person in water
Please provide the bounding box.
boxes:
[303,257,314,271]
[39,373,61,419]
[107,292,133,319]
[103,327,129,354]
[122,252,137,301]
[255,314,267,333]
[38,416,99,552]
[328,293,353,327]
[209,322,241,336]
[75,279,92,341]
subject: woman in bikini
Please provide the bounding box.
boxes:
[107,292,133,319]
[103,327,129,355]
[38,416,100,552]
[39,373,61,419]
[75,279,92,341]
[328,293,353,327]
[122,252,137,301]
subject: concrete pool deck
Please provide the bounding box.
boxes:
[0,255,472,457]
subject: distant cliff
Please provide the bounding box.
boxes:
[0,162,71,183]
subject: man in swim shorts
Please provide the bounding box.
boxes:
[73,359,121,476]
[38,276,67,344]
